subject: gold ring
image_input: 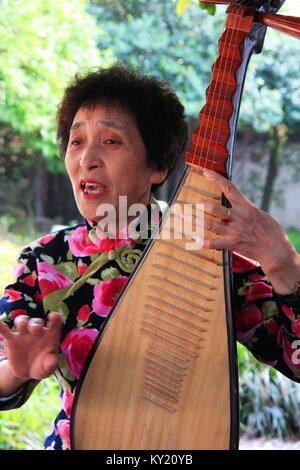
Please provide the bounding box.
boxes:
[222,207,232,224]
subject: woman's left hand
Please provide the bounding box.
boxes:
[199,169,300,294]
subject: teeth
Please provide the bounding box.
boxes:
[85,183,100,188]
[82,182,105,195]
[85,189,103,194]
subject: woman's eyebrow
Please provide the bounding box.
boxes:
[70,120,125,132]
[99,120,125,130]
[70,121,85,131]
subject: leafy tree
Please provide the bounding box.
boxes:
[237,29,300,210]
[173,1,300,211]
[88,0,227,200]
[0,0,111,173]
[174,1,300,213]
[176,0,216,15]
[89,0,226,117]
[89,0,300,210]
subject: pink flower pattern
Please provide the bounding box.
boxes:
[61,328,99,380]
[0,217,300,450]
[68,225,134,257]
[235,304,265,344]
[37,262,73,299]
[92,277,128,317]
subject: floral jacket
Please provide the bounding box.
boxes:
[0,205,300,449]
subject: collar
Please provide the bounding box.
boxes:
[85,196,162,243]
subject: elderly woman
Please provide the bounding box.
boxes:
[0,64,300,450]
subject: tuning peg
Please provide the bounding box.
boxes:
[258,12,300,40]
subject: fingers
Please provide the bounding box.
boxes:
[204,216,229,235]
[202,201,232,221]
[203,169,244,205]
[47,312,63,341]
[28,318,46,336]
[13,313,63,339]
[14,315,31,334]
[183,202,230,225]
[13,315,45,336]
[42,354,60,377]
[202,236,232,251]
[0,320,13,341]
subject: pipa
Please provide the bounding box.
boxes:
[70,0,286,450]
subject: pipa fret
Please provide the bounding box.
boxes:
[139,328,200,357]
[155,239,223,266]
[154,253,220,279]
[141,321,203,349]
[143,312,206,341]
[149,273,214,301]
[147,285,212,312]
[145,348,188,370]
[151,263,217,289]
[144,304,207,332]
[146,295,209,322]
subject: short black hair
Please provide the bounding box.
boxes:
[56,64,188,188]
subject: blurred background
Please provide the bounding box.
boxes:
[0,0,300,450]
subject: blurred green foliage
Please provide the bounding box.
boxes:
[176,0,216,16]
[0,0,112,173]
[89,0,300,134]
[0,378,60,450]
[238,343,300,439]
[240,31,300,135]
[0,234,60,450]
[287,227,300,254]
[89,0,226,117]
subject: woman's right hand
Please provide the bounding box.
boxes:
[0,312,63,381]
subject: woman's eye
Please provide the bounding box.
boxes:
[104,139,120,145]
[70,138,82,146]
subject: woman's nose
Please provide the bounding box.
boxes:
[80,142,104,170]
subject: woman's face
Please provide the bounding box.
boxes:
[65,104,166,229]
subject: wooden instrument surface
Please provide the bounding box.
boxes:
[71,169,237,450]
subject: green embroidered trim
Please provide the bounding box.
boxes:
[113,247,143,273]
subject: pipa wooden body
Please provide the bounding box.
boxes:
[70,0,286,450]
[72,168,235,450]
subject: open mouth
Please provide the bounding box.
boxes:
[80,179,108,196]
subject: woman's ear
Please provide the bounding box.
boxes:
[150,169,168,185]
